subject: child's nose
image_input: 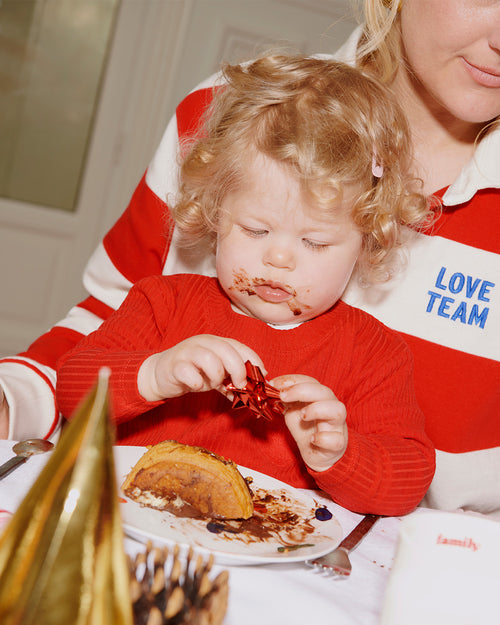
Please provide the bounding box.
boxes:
[263,244,296,270]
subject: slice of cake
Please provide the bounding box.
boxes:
[122,440,254,520]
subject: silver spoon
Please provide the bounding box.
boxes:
[0,439,54,481]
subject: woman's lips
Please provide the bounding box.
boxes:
[253,282,293,303]
[462,57,500,88]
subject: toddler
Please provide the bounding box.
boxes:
[56,55,435,515]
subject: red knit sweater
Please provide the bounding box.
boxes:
[56,274,435,516]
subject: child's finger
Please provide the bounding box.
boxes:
[189,342,251,390]
[224,338,266,370]
[279,381,335,405]
[170,345,230,391]
[170,360,208,392]
[301,399,346,424]
[173,337,250,390]
[311,429,346,453]
[270,373,312,390]
[220,338,266,386]
[167,335,265,391]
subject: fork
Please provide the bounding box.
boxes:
[305,513,380,578]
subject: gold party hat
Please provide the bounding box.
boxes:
[0,369,133,625]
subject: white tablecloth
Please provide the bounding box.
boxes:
[0,439,402,624]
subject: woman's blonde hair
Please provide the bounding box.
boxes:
[173,54,431,283]
[356,0,402,83]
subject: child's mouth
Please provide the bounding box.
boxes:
[253,282,293,303]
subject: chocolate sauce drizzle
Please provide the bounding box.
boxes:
[203,486,333,550]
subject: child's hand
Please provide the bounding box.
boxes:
[138,335,265,401]
[271,374,347,472]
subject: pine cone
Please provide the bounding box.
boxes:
[129,543,229,625]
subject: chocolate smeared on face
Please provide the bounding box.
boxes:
[230,269,258,296]
[287,299,302,316]
[229,268,310,317]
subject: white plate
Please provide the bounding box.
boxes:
[114,445,342,566]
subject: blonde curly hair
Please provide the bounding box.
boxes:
[173,54,431,283]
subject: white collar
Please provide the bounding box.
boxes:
[230,302,303,329]
[442,126,500,205]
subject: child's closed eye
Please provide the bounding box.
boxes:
[240,225,268,238]
[302,238,332,251]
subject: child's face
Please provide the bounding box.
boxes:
[215,154,362,325]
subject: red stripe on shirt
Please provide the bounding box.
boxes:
[2,357,59,438]
[103,173,172,284]
[77,296,115,321]
[21,327,85,370]
[176,87,215,139]
[429,188,499,254]
[401,332,499,453]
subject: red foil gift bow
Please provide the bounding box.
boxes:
[224,361,284,421]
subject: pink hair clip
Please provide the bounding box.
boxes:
[372,154,384,178]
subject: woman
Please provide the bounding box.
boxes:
[1,0,499,517]
[348,0,500,516]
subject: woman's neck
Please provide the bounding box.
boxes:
[392,68,485,195]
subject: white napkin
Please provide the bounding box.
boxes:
[380,509,500,625]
